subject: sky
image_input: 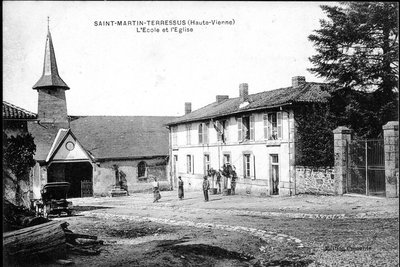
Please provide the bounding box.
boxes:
[3,1,337,117]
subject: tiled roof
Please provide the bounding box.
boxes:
[28,123,61,161]
[3,101,37,120]
[29,116,177,161]
[166,82,332,125]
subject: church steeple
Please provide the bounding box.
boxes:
[33,17,69,90]
[33,18,69,128]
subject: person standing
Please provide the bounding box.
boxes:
[231,167,237,195]
[152,177,161,203]
[178,176,184,200]
[203,176,210,202]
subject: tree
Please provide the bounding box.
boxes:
[3,132,36,178]
[295,103,335,167]
[308,2,399,131]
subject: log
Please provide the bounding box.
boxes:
[3,221,67,261]
[64,232,98,240]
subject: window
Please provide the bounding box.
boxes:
[243,153,255,179]
[173,155,178,176]
[264,112,282,140]
[204,123,209,144]
[238,115,255,142]
[243,154,251,178]
[186,155,193,174]
[238,118,243,141]
[223,120,229,142]
[172,126,178,146]
[204,154,210,175]
[186,124,192,145]
[223,154,231,165]
[198,123,209,144]
[198,124,203,144]
[138,161,147,178]
[215,120,223,142]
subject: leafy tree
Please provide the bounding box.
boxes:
[295,103,336,167]
[3,132,36,178]
[308,2,399,133]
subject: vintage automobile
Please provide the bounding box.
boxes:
[35,182,74,218]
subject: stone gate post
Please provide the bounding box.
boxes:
[333,126,352,195]
[383,121,399,198]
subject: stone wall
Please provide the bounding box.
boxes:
[93,157,169,196]
[3,168,31,208]
[295,166,335,195]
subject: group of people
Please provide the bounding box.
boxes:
[152,171,234,203]
[152,176,186,202]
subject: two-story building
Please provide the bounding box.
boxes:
[166,77,331,196]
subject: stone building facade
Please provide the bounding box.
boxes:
[166,77,332,196]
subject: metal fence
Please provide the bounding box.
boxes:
[81,180,93,197]
[347,139,385,196]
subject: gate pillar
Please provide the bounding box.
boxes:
[383,121,399,198]
[333,126,352,195]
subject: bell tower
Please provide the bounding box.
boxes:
[33,17,70,128]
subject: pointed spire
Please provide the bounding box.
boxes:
[33,18,69,90]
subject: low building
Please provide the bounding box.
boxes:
[3,101,38,207]
[166,77,332,196]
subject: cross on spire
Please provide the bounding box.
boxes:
[47,16,50,31]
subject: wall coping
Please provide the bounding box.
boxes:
[383,121,399,131]
[333,126,353,134]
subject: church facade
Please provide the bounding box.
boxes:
[28,26,176,199]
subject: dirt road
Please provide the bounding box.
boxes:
[35,191,399,266]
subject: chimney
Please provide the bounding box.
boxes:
[216,95,229,103]
[239,83,249,102]
[185,102,192,114]
[292,76,306,88]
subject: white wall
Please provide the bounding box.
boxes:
[171,109,295,196]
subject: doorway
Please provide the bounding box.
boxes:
[173,155,178,188]
[270,154,279,195]
[48,162,93,198]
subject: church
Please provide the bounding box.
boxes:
[28,25,176,199]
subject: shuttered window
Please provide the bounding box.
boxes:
[204,123,209,144]
[250,115,255,141]
[186,124,192,145]
[237,118,243,141]
[223,120,229,142]
[264,112,283,140]
[198,124,203,144]
[277,112,282,139]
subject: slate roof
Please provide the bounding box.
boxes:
[3,101,37,120]
[166,82,332,125]
[28,116,177,161]
[32,30,69,90]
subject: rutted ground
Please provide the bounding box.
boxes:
[35,191,398,266]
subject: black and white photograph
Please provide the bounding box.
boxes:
[3,1,399,266]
